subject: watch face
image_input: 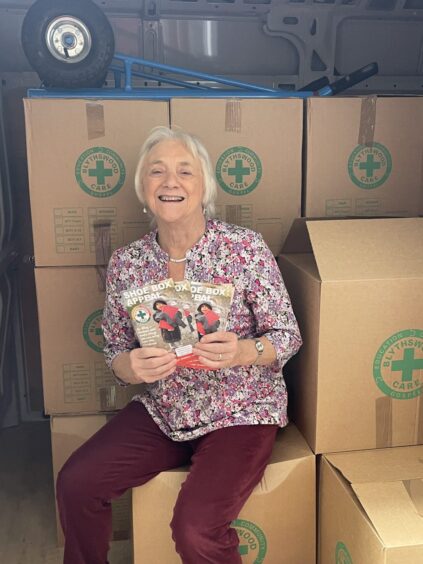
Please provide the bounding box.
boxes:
[255,340,264,354]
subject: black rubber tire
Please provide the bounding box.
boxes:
[21,0,115,88]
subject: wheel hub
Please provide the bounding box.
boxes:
[45,16,92,63]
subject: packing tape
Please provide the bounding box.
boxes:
[99,386,117,410]
[86,103,105,139]
[376,395,423,449]
[375,396,393,448]
[225,99,242,133]
[94,221,112,291]
[358,95,377,146]
[403,479,423,518]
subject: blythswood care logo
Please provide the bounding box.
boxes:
[216,146,262,196]
[348,142,392,189]
[232,519,267,563]
[373,329,423,400]
[83,309,105,353]
[75,147,126,197]
[336,541,353,564]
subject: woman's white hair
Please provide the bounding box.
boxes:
[134,126,217,218]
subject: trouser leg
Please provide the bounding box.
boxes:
[56,401,192,564]
[171,424,278,564]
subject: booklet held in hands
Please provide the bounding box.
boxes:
[121,278,234,369]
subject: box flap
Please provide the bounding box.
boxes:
[283,218,423,280]
[351,480,423,547]
[326,447,423,547]
[325,446,423,484]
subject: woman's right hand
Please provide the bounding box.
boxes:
[112,348,177,385]
[129,347,177,383]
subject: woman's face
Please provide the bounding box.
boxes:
[200,304,211,313]
[142,139,204,226]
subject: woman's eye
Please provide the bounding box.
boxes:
[150,169,163,175]
[180,170,192,176]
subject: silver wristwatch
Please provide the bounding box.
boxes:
[253,338,264,364]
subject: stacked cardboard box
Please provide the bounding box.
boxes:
[170,98,303,256]
[132,424,316,563]
[319,445,423,564]
[278,216,423,562]
[303,96,423,218]
[24,98,170,544]
[50,413,132,545]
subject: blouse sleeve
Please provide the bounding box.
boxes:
[102,249,138,369]
[245,233,302,370]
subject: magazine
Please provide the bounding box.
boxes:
[190,281,235,336]
[121,278,198,361]
[121,278,234,369]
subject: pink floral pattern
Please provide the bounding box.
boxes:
[103,219,302,441]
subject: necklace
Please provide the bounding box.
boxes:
[168,256,187,264]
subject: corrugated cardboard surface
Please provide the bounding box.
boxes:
[304,96,423,218]
[35,266,141,414]
[170,98,302,256]
[50,414,132,546]
[319,447,423,564]
[280,217,423,454]
[132,424,315,563]
[24,99,169,266]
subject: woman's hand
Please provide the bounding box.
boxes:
[129,347,177,383]
[112,348,177,384]
[192,331,240,369]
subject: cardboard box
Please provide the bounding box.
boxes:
[170,98,302,256]
[24,99,169,266]
[304,96,423,218]
[279,217,423,454]
[132,424,315,564]
[319,446,423,564]
[50,413,132,545]
[35,266,142,415]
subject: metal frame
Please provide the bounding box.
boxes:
[27,52,377,99]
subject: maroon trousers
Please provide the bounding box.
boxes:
[57,401,278,564]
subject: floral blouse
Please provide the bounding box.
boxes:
[103,218,302,441]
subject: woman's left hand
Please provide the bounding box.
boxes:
[192,331,240,369]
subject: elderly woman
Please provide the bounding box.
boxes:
[57,126,302,564]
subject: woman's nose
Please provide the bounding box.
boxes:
[163,170,179,188]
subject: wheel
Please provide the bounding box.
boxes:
[21,0,115,88]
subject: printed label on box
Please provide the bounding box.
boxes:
[373,329,423,400]
[216,147,262,196]
[75,147,126,198]
[347,142,392,189]
[232,519,267,563]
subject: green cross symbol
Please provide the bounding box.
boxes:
[137,310,148,321]
[359,154,381,177]
[88,160,113,184]
[228,160,250,183]
[238,545,249,556]
[391,348,423,382]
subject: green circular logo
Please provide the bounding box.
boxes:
[232,519,267,563]
[216,146,262,196]
[75,147,126,198]
[373,329,423,400]
[348,142,392,189]
[83,309,104,352]
[131,304,152,324]
[336,541,353,564]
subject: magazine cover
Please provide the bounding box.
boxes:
[121,279,235,370]
[121,278,198,362]
[190,281,235,337]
